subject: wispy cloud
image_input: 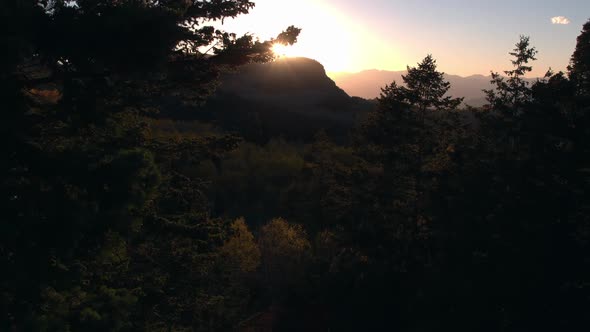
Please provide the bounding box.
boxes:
[551,16,571,25]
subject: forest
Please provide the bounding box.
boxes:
[2,1,590,331]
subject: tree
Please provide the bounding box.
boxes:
[362,55,464,208]
[380,55,463,116]
[484,35,538,111]
[405,55,464,112]
[220,218,261,273]
[363,55,463,195]
[532,69,574,106]
[1,1,299,330]
[569,19,590,96]
[258,218,310,292]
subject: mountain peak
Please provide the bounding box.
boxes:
[220,57,347,97]
[203,57,375,141]
[271,57,325,70]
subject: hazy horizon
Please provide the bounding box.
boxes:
[271,56,544,81]
[325,68,541,79]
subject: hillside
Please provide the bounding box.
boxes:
[200,57,375,142]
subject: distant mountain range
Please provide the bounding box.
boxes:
[329,70,538,107]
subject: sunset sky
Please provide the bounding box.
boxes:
[218,0,590,77]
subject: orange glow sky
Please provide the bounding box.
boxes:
[217,0,589,77]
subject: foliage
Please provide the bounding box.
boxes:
[3,2,590,331]
[569,19,590,96]
[202,139,305,223]
[484,35,538,111]
[378,55,463,114]
[258,218,311,292]
[0,0,299,330]
[220,218,261,273]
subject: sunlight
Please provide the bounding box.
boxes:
[211,0,407,72]
[272,39,353,72]
[218,0,362,72]
[272,43,295,57]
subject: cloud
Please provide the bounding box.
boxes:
[551,16,571,25]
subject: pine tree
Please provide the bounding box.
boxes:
[484,35,538,111]
[379,55,463,115]
[569,19,590,96]
[403,55,464,112]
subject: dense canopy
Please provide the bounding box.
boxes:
[2,2,590,331]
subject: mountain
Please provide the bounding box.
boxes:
[199,57,375,142]
[165,58,530,143]
[329,70,537,107]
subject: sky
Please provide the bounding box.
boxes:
[217,0,590,77]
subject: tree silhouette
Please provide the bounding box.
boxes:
[569,19,590,96]
[380,55,463,116]
[484,35,538,111]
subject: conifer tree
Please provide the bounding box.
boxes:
[380,55,463,115]
[484,35,538,111]
[569,19,590,96]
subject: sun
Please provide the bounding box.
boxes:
[272,43,295,57]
